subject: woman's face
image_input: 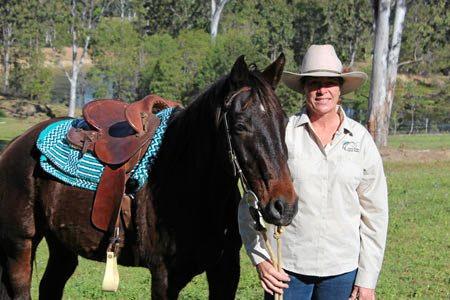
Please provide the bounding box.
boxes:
[304,77,341,117]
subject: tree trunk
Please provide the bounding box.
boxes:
[120,0,125,21]
[409,105,415,134]
[349,38,357,67]
[386,0,407,137]
[2,23,12,94]
[68,72,78,117]
[367,0,391,147]
[210,0,228,40]
[66,0,101,116]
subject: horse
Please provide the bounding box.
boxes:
[0,54,298,299]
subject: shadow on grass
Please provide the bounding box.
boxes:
[0,139,10,152]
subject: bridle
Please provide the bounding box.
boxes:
[222,86,266,231]
[222,85,286,299]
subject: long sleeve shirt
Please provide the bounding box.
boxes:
[238,107,389,289]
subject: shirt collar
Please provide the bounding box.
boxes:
[294,106,354,135]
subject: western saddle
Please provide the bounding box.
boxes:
[67,94,180,233]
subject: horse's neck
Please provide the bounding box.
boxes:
[154,99,233,187]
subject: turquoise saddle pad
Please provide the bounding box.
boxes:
[36,108,174,191]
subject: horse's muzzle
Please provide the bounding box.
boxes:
[262,197,298,226]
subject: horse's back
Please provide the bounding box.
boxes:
[0,117,68,170]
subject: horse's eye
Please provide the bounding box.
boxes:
[235,123,248,132]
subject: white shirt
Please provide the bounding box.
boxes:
[238,107,388,289]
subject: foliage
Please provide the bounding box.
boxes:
[19,52,53,102]
[290,0,329,65]
[89,19,141,100]
[1,0,448,129]
[326,0,373,65]
[141,0,209,36]
[399,0,449,75]
[390,75,449,133]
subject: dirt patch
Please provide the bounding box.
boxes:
[380,148,450,163]
[0,98,55,118]
[43,47,92,69]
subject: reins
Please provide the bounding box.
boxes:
[223,86,285,300]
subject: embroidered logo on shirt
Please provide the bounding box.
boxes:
[342,141,360,152]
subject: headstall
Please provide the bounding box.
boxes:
[222,86,266,231]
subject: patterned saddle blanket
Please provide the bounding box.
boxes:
[36,108,174,191]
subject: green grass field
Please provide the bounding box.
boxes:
[27,159,449,299]
[0,116,42,142]
[0,120,448,298]
[388,134,450,150]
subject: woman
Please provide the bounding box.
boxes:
[238,45,388,300]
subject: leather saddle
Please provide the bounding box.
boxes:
[67,94,180,232]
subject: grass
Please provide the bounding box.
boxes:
[29,161,449,298]
[376,160,449,298]
[0,116,42,142]
[388,134,450,150]
[0,123,447,298]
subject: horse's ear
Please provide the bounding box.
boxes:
[262,53,286,90]
[230,55,249,86]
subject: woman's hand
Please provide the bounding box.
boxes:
[349,285,375,300]
[256,260,290,295]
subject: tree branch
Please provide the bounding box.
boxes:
[397,57,423,67]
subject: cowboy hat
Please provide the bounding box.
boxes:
[282,44,368,95]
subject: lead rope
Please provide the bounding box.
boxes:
[257,213,284,300]
[241,186,284,300]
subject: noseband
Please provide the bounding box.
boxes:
[222,86,266,231]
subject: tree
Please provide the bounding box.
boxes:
[327,0,373,66]
[89,19,141,100]
[367,0,391,147]
[142,0,208,36]
[210,0,229,40]
[385,0,407,135]
[399,0,448,75]
[368,0,409,146]
[63,0,111,117]
[291,0,329,65]
[0,0,25,95]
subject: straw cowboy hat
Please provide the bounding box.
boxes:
[282,44,368,95]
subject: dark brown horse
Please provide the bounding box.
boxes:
[0,55,298,299]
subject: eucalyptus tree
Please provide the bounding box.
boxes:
[0,0,25,94]
[63,0,112,117]
[142,0,209,36]
[327,0,373,66]
[210,0,229,40]
[368,0,408,147]
[386,0,407,136]
[399,0,449,74]
[367,0,391,146]
[89,19,141,101]
[291,0,329,65]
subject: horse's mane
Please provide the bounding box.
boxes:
[151,67,280,189]
[177,68,278,128]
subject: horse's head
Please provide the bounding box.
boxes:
[219,54,298,226]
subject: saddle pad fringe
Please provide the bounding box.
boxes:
[37,108,174,191]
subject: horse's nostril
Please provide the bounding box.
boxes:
[274,199,284,216]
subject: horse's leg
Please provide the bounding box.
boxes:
[0,237,35,300]
[206,221,242,300]
[39,234,78,300]
[150,261,195,300]
[150,262,170,300]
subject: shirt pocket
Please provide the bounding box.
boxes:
[289,157,323,182]
[336,156,363,190]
